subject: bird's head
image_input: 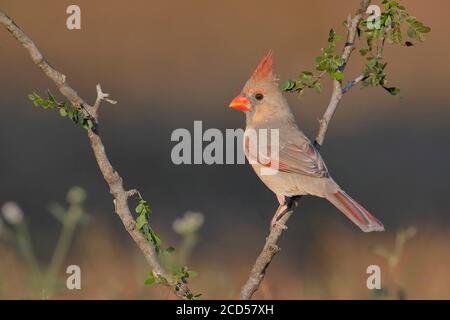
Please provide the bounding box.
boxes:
[228,51,290,125]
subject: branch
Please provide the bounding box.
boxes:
[341,74,365,94]
[93,84,117,118]
[239,0,371,300]
[239,199,297,300]
[0,11,191,299]
[315,0,371,148]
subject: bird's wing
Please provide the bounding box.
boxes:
[245,134,329,178]
[277,142,329,178]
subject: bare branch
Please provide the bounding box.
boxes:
[0,10,191,299]
[342,74,365,94]
[93,84,117,118]
[239,0,371,300]
[240,200,297,300]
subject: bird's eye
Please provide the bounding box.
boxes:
[255,93,264,101]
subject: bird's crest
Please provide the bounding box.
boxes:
[250,50,275,82]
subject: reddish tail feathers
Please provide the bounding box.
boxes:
[326,190,384,232]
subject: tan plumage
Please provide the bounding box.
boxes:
[229,52,384,232]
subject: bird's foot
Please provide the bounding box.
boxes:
[271,218,288,230]
[270,204,289,230]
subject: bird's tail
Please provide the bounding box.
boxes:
[325,190,384,232]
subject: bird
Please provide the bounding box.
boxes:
[228,51,384,232]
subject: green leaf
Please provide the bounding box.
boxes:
[332,71,344,81]
[384,15,392,28]
[187,270,198,278]
[136,214,147,230]
[367,59,377,68]
[299,71,313,81]
[407,27,416,38]
[59,108,67,117]
[383,86,400,95]
[144,273,155,285]
[135,203,144,214]
[313,82,322,93]
[47,92,57,104]
[165,246,175,253]
[155,275,168,285]
[418,25,431,33]
[328,28,336,43]
[281,79,296,91]
[149,230,162,247]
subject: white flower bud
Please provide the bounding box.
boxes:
[173,211,204,236]
[66,186,86,205]
[1,201,24,225]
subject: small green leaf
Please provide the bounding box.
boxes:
[136,214,147,229]
[313,82,322,93]
[281,79,296,91]
[144,273,155,285]
[150,230,162,247]
[367,59,377,68]
[47,92,57,104]
[384,15,392,28]
[155,275,168,285]
[407,28,416,38]
[418,25,431,33]
[383,86,400,95]
[299,71,313,81]
[135,203,144,214]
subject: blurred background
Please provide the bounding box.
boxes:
[0,0,449,299]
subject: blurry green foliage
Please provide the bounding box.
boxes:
[282,0,430,97]
[0,187,89,298]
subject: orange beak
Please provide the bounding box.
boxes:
[229,95,251,112]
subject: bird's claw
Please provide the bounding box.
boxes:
[270,215,288,230]
[271,220,288,230]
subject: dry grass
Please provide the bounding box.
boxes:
[0,218,449,300]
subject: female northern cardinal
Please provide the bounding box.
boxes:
[228,51,384,232]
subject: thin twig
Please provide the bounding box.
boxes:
[93,83,117,118]
[0,10,191,299]
[342,74,365,94]
[239,0,372,300]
